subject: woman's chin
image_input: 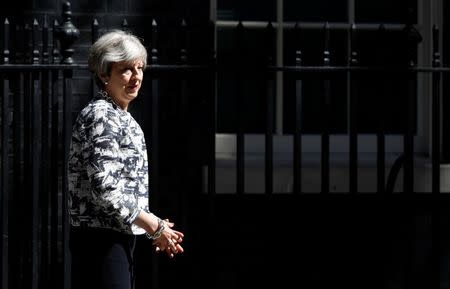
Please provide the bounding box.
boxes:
[126,92,139,100]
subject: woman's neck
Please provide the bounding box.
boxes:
[110,95,128,111]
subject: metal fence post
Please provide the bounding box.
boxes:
[54,2,79,289]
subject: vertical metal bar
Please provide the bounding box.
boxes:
[236,21,245,195]
[207,20,216,195]
[265,72,274,194]
[150,61,160,289]
[1,75,10,289]
[54,4,80,288]
[178,18,189,232]
[23,68,32,289]
[40,15,51,289]
[442,1,450,163]
[432,209,440,289]
[265,22,274,195]
[349,23,358,194]
[31,69,41,289]
[431,26,441,289]
[321,22,330,194]
[403,73,415,193]
[12,71,24,289]
[50,67,59,289]
[31,19,41,289]
[403,9,420,288]
[23,33,32,281]
[431,25,441,194]
[293,22,303,194]
[62,69,72,289]
[1,17,10,289]
[376,24,386,194]
[49,23,60,289]
[205,20,217,289]
[275,0,283,135]
[150,18,160,213]
[403,12,421,193]
[91,18,99,97]
[150,18,160,289]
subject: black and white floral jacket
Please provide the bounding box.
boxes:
[68,95,149,235]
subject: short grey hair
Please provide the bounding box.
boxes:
[88,29,147,89]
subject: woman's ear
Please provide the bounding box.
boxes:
[99,74,109,85]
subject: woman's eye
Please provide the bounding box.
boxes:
[121,66,143,75]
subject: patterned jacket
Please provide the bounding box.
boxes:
[68,95,149,235]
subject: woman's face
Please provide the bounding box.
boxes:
[104,59,144,109]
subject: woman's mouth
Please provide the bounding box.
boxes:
[127,85,139,92]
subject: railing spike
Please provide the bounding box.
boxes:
[32,18,40,64]
[42,15,49,64]
[350,22,358,66]
[323,22,330,66]
[151,19,158,65]
[3,17,10,64]
[122,18,128,31]
[432,25,440,68]
[265,21,275,66]
[52,19,60,64]
[294,22,302,66]
[180,19,188,64]
[92,18,99,44]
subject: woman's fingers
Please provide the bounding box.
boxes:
[163,219,174,228]
[150,220,184,258]
[157,238,184,257]
[174,243,184,253]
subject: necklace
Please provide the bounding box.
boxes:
[98,90,123,110]
[98,89,108,98]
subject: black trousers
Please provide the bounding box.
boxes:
[69,226,137,289]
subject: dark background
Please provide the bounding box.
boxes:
[1,1,450,289]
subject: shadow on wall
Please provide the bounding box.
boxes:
[133,194,450,289]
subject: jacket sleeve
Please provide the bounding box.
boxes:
[83,107,141,225]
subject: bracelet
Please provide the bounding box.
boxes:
[145,218,165,240]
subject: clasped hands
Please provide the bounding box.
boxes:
[152,218,184,258]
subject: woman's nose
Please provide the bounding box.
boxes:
[131,68,142,79]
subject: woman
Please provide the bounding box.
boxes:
[68,29,184,289]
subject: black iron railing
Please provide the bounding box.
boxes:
[0,3,80,289]
[1,2,449,289]
[216,20,448,195]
